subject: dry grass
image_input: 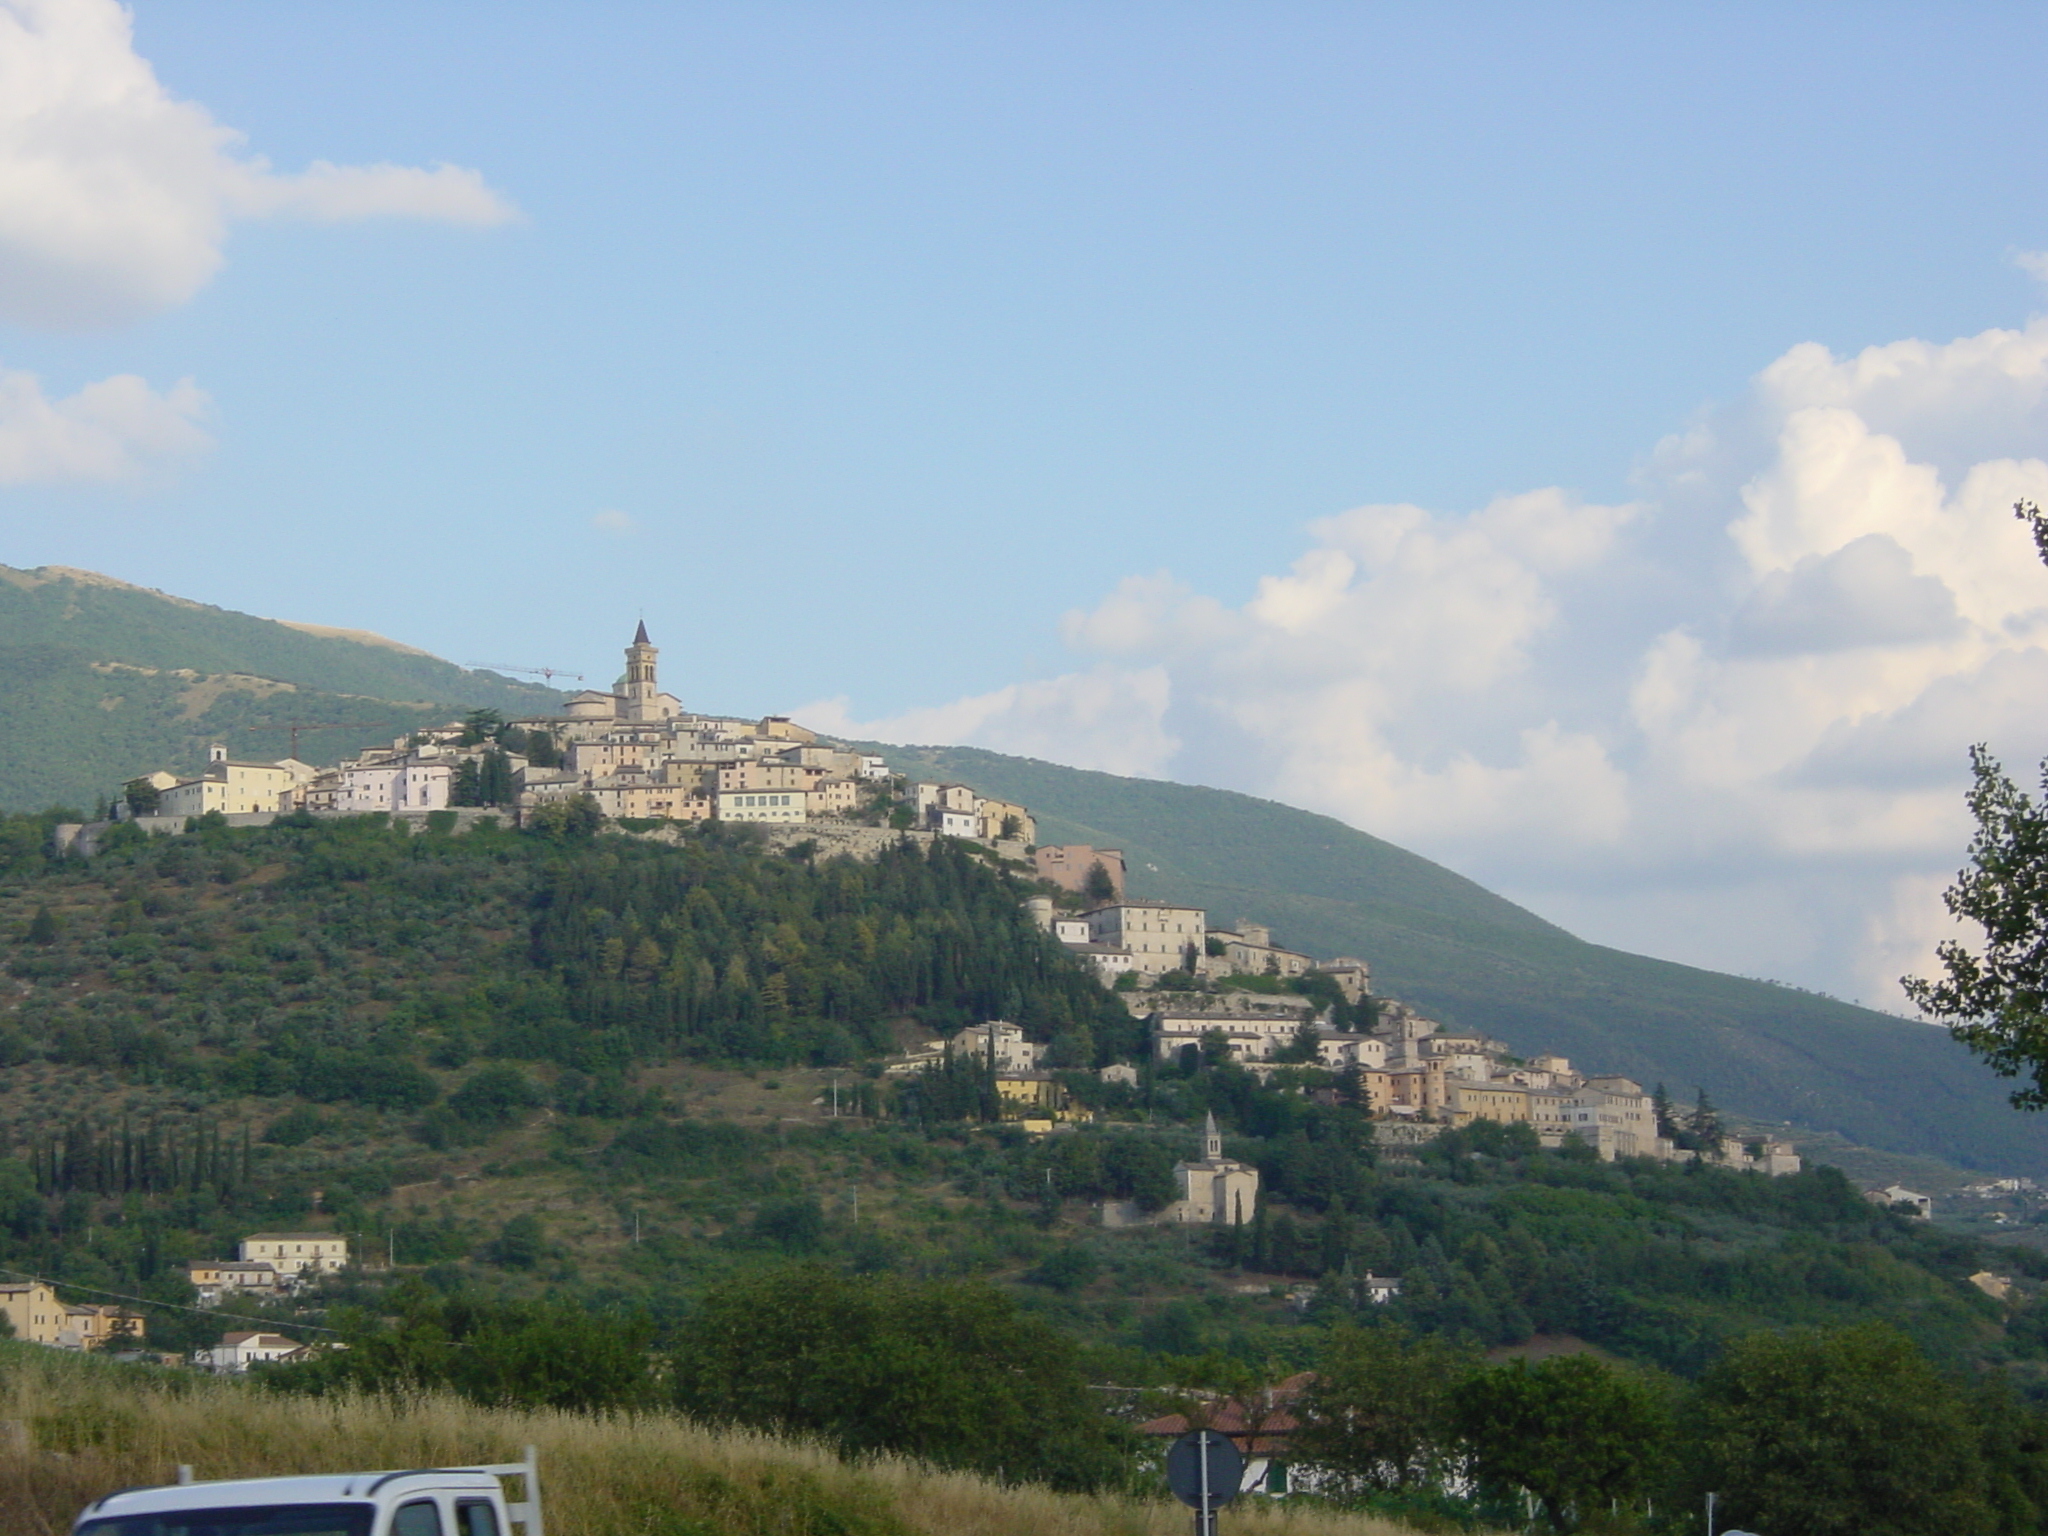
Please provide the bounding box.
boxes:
[0,1347,1425,1536]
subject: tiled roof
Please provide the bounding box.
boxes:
[1137,1372,1314,1454]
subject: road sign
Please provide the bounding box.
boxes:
[1166,1429,1244,1526]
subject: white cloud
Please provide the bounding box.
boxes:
[0,0,519,329]
[591,509,637,537]
[0,360,207,483]
[827,314,2048,1009]
[2016,249,2048,284]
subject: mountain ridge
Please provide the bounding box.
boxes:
[0,562,2036,1175]
[0,564,558,810]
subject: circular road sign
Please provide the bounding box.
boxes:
[1165,1429,1245,1511]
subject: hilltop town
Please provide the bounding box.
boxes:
[62,623,1803,1224]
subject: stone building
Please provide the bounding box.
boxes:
[1170,1113,1260,1226]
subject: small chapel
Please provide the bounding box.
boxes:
[1170,1112,1260,1226]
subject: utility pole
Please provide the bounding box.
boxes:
[1705,1491,1717,1536]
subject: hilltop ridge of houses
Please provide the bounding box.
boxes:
[75,622,1032,851]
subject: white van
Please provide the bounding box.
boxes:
[72,1450,541,1536]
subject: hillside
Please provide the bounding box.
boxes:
[2,811,2044,1387]
[878,745,2048,1178]
[0,1344,1414,1536]
[0,560,2038,1176]
[0,565,558,811]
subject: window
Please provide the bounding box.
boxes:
[391,1503,442,1536]
[79,1505,374,1536]
[455,1504,499,1536]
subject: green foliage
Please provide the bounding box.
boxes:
[1451,1353,1673,1532]
[1904,745,2048,1110]
[1082,860,1117,904]
[1293,1323,1479,1495]
[264,1287,656,1412]
[1026,1243,1101,1292]
[672,1262,1135,1490]
[525,794,604,838]
[260,1106,329,1147]
[299,1052,440,1111]
[1682,1322,2017,1536]
[448,1065,541,1125]
[26,903,58,945]
[529,833,1132,1067]
[486,1213,550,1270]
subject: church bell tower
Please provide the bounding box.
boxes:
[622,620,660,721]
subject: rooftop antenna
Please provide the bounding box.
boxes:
[245,721,411,760]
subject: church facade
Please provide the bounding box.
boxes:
[1170,1113,1260,1226]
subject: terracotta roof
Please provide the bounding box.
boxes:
[1137,1372,1313,1455]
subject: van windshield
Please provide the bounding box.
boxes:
[78,1505,375,1536]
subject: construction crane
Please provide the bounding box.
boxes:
[245,721,414,760]
[466,663,585,686]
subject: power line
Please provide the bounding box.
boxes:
[0,1264,342,1337]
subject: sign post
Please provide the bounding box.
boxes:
[1166,1429,1244,1536]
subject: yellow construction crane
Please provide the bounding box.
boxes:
[466,663,584,685]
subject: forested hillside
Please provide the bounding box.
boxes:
[6,810,2048,1530]
[880,745,2048,1179]
[0,565,555,810]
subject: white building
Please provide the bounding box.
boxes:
[391,761,452,813]
[1542,1077,1659,1160]
[934,806,980,838]
[1314,1032,1387,1070]
[197,1331,303,1373]
[1086,902,1207,977]
[1151,1000,1320,1064]
[1867,1184,1933,1219]
[716,790,807,823]
[948,1020,1043,1072]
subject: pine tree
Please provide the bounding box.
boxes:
[1651,1083,1675,1139]
[26,904,58,945]
[1690,1088,1723,1147]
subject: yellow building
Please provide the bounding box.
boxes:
[239,1232,348,1278]
[63,1304,145,1349]
[995,1070,1067,1116]
[978,798,1035,844]
[0,1281,65,1344]
[1385,1062,1449,1115]
[1446,1080,1533,1128]
[155,747,310,819]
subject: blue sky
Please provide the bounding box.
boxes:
[5,1,2048,1005]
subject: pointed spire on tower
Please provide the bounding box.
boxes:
[1204,1110,1223,1161]
[634,619,651,645]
